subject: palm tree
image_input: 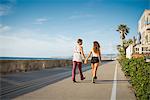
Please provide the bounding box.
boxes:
[116,24,130,57]
[122,39,133,49]
[128,39,133,45]
[116,24,130,46]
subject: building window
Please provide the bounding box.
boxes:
[135,48,139,53]
[145,35,148,43]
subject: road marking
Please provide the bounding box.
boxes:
[110,63,117,100]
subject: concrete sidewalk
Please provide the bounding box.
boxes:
[14,61,136,100]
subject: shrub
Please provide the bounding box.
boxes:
[119,58,150,100]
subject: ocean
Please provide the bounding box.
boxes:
[0,57,70,60]
[0,54,118,60]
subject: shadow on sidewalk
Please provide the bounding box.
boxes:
[95,80,130,84]
[76,79,130,84]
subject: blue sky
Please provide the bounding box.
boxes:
[0,0,149,57]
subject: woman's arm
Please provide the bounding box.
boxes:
[99,49,101,61]
[84,51,92,64]
[86,51,92,60]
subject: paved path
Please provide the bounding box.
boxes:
[14,61,136,100]
[1,61,109,99]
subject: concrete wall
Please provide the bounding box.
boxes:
[0,60,73,74]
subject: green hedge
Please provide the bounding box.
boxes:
[119,58,150,100]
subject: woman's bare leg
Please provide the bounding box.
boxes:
[94,63,99,78]
[91,64,94,77]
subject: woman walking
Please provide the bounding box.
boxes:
[85,41,101,83]
[72,38,86,82]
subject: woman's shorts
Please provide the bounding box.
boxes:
[91,57,99,64]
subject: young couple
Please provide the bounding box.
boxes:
[72,38,101,83]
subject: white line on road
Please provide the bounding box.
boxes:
[110,63,118,100]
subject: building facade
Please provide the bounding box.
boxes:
[134,9,150,54]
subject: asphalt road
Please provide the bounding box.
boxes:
[0,61,110,100]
